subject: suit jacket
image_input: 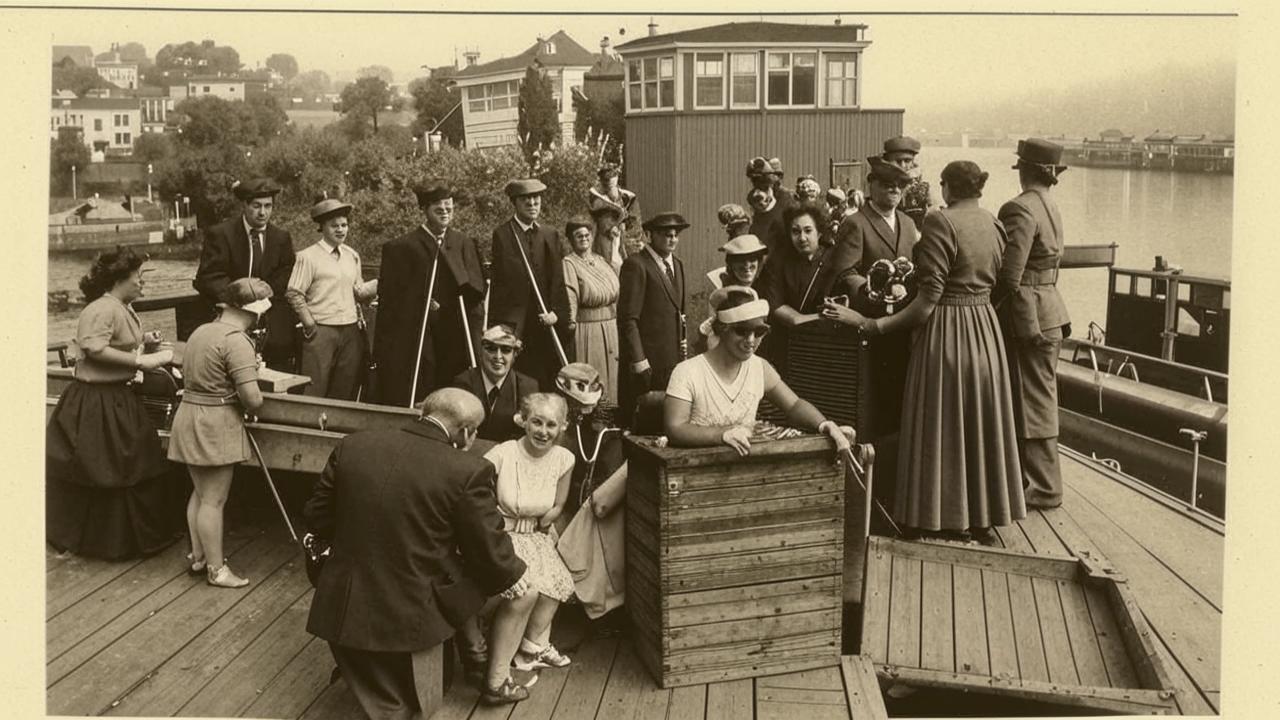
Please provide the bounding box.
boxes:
[450,367,537,442]
[617,249,685,373]
[995,189,1071,338]
[373,226,484,406]
[304,420,525,653]
[489,219,571,340]
[831,207,920,315]
[193,217,296,350]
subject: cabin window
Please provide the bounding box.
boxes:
[694,53,725,109]
[766,51,816,107]
[467,80,520,113]
[824,52,858,107]
[94,118,103,131]
[730,52,758,107]
[627,55,675,111]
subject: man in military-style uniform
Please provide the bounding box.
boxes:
[882,136,932,232]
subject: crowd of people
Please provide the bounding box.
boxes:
[45,133,1074,717]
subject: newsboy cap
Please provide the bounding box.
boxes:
[218,277,273,309]
[309,198,353,223]
[233,178,282,201]
[642,211,690,232]
[1013,138,1068,172]
[504,178,547,198]
[882,136,922,156]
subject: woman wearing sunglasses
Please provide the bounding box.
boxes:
[664,286,854,457]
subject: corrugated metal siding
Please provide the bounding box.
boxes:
[625,115,680,218]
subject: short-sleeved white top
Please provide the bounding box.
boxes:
[665,354,766,428]
[484,439,575,532]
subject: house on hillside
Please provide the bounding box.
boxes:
[185,75,268,102]
[451,30,597,149]
[50,97,141,154]
[95,58,138,90]
[616,20,902,286]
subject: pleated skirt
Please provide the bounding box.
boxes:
[573,306,619,406]
[894,296,1026,531]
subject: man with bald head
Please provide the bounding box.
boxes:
[305,388,530,718]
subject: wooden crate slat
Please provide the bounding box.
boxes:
[670,472,842,508]
[664,519,840,558]
[1032,576,1080,685]
[666,576,841,628]
[980,569,1019,679]
[663,548,842,593]
[1006,572,1049,682]
[919,560,954,672]
[661,632,840,678]
[875,535,1078,581]
[1057,579,1111,688]
[705,678,753,720]
[886,554,921,669]
[663,494,843,535]
[839,655,889,720]
[1082,582,1141,688]
[874,665,1177,714]
[666,607,841,653]
[951,564,990,676]
[859,539,892,664]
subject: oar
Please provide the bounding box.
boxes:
[408,250,442,408]
[245,425,299,544]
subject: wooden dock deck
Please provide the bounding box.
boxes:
[46,448,1221,718]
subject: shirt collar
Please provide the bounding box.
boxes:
[482,370,508,394]
[421,223,446,244]
[869,202,897,224]
[318,238,344,256]
[243,217,265,238]
[644,244,673,267]
[513,216,537,233]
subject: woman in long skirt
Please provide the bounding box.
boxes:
[562,216,621,406]
[823,160,1024,543]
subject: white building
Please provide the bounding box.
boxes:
[51,97,142,154]
[95,60,138,90]
[451,30,596,149]
[185,76,267,102]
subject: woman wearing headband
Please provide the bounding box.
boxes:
[665,287,854,457]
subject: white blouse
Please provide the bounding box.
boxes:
[665,354,766,428]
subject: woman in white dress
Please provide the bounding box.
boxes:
[664,287,854,456]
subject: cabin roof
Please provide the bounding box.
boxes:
[616,21,868,51]
[453,30,596,80]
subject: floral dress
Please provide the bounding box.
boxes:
[485,440,577,601]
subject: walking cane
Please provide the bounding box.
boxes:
[511,232,569,366]
[481,278,492,333]
[459,296,477,368]
[407,251,442,408]
[245,425,300,544]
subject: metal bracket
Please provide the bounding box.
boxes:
[666,474,683,497]
[1078,549,1126,582]
[318,412,328,432]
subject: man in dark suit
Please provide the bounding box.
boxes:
[995,138,1073,509]
[830,158,920,438]
[450,324,536,443]
[373,185,486,407]
[193,178,297,370]
[617,212,689,428]
[488,178,573,391]
[304,388,532,715]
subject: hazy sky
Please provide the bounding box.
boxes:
[43,7,1235,112]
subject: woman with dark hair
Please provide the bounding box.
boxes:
[167,277,272,587]
[562,216,621,406]
[665,287,854,457]
[823,160,1025,543]
[761,203,841,369]
[46,247,179,560]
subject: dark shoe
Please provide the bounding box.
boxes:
[970,527,999,547]
[1026,500,1063,510]
[480,678,529,705]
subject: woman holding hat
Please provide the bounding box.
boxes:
[168,277,274,588]
[587,165,640,229]
[996,138,1072,509]
[562,216,621,406]
[286,197,378,401]
[46,247,181,560]
[589,206,627,275]
[665,287,854,457]
[822,160,1024,543]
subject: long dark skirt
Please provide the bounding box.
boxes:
[46,381,182,560]
[895,297,1026,531]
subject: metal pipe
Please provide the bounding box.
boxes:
[1180,428,1207,509]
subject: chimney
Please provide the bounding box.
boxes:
[648,18,658,37]
[463,49,480,67]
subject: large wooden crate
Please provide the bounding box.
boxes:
[623,435,845,688]
[860,536,1179,714]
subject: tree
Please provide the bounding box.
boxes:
[357,64,395,84]
[289,69,331,100]
[246,93,290,142]
[153,143,251,228]
[265,53,299,81]
[572,91,625,159]
[338,76,401,139]
[172,94,285,149]
[408,75,464,146]
[52,57,115,96]
[155,40,241,75]
[96,42,150,66]
[517,65,560,152]
[50,128,90,195]
[132,133,171,163]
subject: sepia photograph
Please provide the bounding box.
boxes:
[17,2,1266,718]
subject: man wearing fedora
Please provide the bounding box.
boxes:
[489,178,574,391]
[882,136,932,231]
[617,211,688,428]
[286,198,378,401]
[373,184,486,407]
[194,178,297,370]
[995,138,1073,509]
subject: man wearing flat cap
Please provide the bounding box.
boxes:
[374,184,486,407]
[286,198,378,401]
[995,138,1072,509]
[194,178,298,370]
[617,211,688,427]
[450,324,537,445]
[882,136,932,231]
[829,157,921,439]
[488,178,574,391]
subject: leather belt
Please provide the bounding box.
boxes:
[1020,267,1060,286]
[181,390,239,406]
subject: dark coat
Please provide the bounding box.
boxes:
[193,217,296,358]
[372,226,485,407]
[617,248,686,375]
[831,206,919,294]
[304,420,525,653]
[489,219,574,388]
[450,366,537,443]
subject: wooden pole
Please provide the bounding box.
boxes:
[408,251,441,408]
[511,234,568,366]
[459,296,477,368]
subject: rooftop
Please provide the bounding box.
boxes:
[51,97,141,111]
[616,21,869,51]
[453,30,596,80]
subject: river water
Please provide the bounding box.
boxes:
[46,146,1234,350]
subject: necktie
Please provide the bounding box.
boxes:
[664,258,676,286]
[487,385,500,412]
[250,230,264,276]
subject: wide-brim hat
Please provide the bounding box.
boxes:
[1013,138,1068,172]
[504,178,547,198]
[414,184,454,207]
[826,188,848,204]
[745,156,772,178]
[555,362,604,407]
[717,203,750,228]
[218,277,274,313]
[597,164,621,179]
[481,324,523,350]
[867,156,913,187]
[233,178,282,201]
[767,157,785,176]
[883,135,922,156]
[642,211,690,232]
[720,234,769,258]
[309,198,353,223]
